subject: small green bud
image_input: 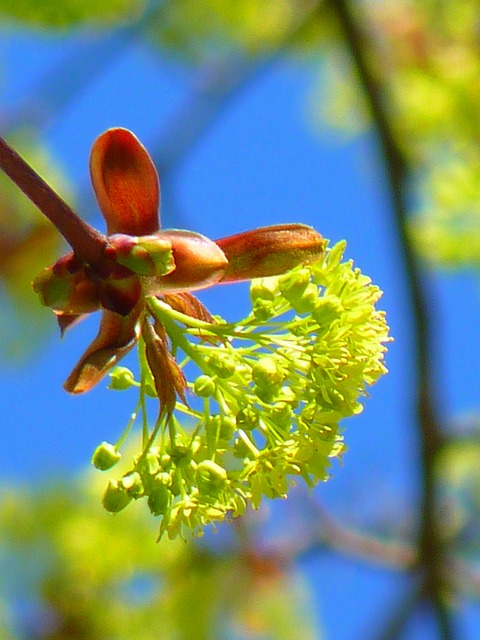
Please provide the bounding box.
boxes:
[219,415,236,441]
[169,472,181,496]
[289,282,319,313]
[143,451,160,476]
[207,353,237,379]
[92,442,122,470]
[312,295,343,324]
[170,442,191,466]
[194,375,216,398]
[252,298,274,321]
[206,415,221,441]
[250,279,277,303]
[196,460,227,494]
[270,402,293,427]
[233,437,252,459]
[121,471,144,498]
[278,385,297,404]
[147,480,172,516]
[279,267,311,300]
[206,414,236,445]
[108,366,136,390]
[156,471,172,487]
[252,357,285,387]
[102,480,132,513]
[236,406,259,431]
[254,383,281,404]
[160,453,171,468]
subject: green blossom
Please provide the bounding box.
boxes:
[94,240,390,539]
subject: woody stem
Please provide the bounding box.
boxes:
[0,135,106,264]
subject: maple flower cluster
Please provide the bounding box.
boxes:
[94,240,389,539]
[22,128,390,539]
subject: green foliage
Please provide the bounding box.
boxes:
[0,480,319,639]
[98,241,390,539]
[437,434,480,560]
[147,0,333,62]
[411,154,480,268]
[312,0,480,273]
[0,0,145,28]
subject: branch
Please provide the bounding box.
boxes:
[295,501,416,570]
[0,135,106,264]
[367,578,425,640]
[326,0,454,637]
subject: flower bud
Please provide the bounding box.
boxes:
[194,375,216,398]
[312,295,343,324]
[92,442,121,470]
[169,439,192,466]
[252,357,285,387]
[196,460,227,494]
[219,415,236,441]
[142,451,160,476]
[252,298,275,321]
[250,279,277,303]
[278,385,297,404]
[279,267,311,299]
[207,353,237,379]
[233,437,252,459]
[147,479,172,516]
[102,479,132,513]
[290,282,319,314]
[105,233,174,277]
[236,406,259,431]
[254,383,281,404]
[108,366,136,390]
[270,402,293,428]
[121,471,144,498]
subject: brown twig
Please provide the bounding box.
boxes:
[0,135,106,264]
[298,516,416,570]
[326,0,454,637]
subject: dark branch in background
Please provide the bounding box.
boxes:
[0,0,465,635]
[370,579,426,640]
[326,0,454,638]
[0,136,106,264]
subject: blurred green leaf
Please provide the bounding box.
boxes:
[0,0,145,28]
[0,473,320,639]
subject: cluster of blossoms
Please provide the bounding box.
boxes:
[19,127,390,539]
[94,240,389,539]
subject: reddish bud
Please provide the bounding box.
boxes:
[149,230,228,293]
[33,263,100,314]
[215,224,325,283]
[90,128,160,235]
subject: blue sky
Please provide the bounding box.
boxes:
[1,25,480,639]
